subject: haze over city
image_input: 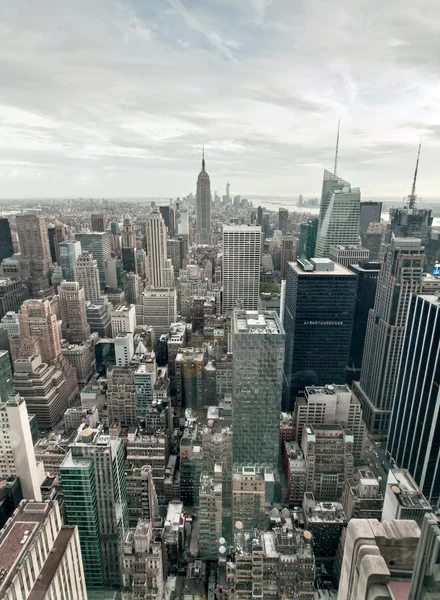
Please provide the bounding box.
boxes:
[1,0,440,200]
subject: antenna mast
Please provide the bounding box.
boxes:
[334,120,340,175]
[408,140,422,209]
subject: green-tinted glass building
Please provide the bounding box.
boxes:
[0,350,13,403]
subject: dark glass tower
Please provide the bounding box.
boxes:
[387,294,440,508]
[359,202,382,234]
[283,257,357,411]
[346,261,381,384]
[0,218,13,262]
[298,218,319,260]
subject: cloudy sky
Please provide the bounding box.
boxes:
[1,0,440,201]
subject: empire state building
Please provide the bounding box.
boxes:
[196,151,212,244]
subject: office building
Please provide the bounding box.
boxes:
[0,350,13,401]
[91,212,105,232]
[167,238,181,273]
[114,331,134,367]
[342,468,383,521]
[1,253,21,281]
[302,424,354,501]
[361,221,384,261]
[61,339,95,384]
[124,271,142,304]
[232,465,267,530]
[338,518,420,600]
[135,357,156,419]
[283,258,356,409]
[315,183,361,258]
[107,365,136,426]
[196,153,212,244]
[13,355,70,428]
[146,210,174,288]
[278,208,288,234]
[76,251,102,302]
[298,218,319,261]
[61,424,128,589]
[303,493,347,559]
[121,520,164,600]
[111,304,136,337]
[328,244,369,267]
[318,170,350,227]
[409,512,440,599]
[280,235,295,279]
[0,500,87,600]
[59,281,91,343]
[0,218,13,262]
[104,256,123,289]
[58,240,81,281]
[222,225,262,312]
[387,292,440,505]
[294,384,367,462]
[0,279,28,320]
[0,393,42,500]
[126,429,169,504]
[16,213,52,297]
[359,201,382,234]
[199,474,222,560]
[232,310,285,469]
[354,237,424,433]
[0,311,19,337]
[346,261,381,383]
[75,231,111,288]
[121,214,137,273]
[86,301,112,337]
[125,464,158,527]
[382,470,431,527]
[387,206,433,248]
[136,288,177,335]
[178,264,208,318]
[179,201,189,236]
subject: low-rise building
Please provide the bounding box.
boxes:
[382,469,432,527]
[342,468,383,521]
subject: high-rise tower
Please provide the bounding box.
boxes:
[387,293,440,506]
[121,214,137,273]
[232,310,285,470]
[59,281,91,343]
[59,240,82,281]
[75,231,111,289]
[196,151,212,244]
[76,251,102,303]
[145,210,174,288]
[16,213,52,297]
[0,218,13,262]
[222,225,262,311]
[354,236,425,434]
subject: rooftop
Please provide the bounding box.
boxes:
[233,310,284,335]
[290,259,355,276]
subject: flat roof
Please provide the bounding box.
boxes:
[233,310,284,335]
[288,260,355,276]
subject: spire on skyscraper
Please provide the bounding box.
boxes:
[408,139,422,209]
[202,145,205,172]
[334,119,340,176]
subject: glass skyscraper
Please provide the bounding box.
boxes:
[232,310,285,469]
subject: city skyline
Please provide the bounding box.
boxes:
[1,1,440,200]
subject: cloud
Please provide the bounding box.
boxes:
[0,0,438,201]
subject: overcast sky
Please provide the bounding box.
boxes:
[1,0,440,202]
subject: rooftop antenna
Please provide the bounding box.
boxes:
[202,145,205,171]
[408,139,422,209]
[334,120,340,176]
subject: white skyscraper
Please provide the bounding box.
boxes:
[222,224,262,311]
[179,202,189,236]
[146,210,174,288]
[315,183,361,258]
[196,152,212,244]
[76,251,102,302]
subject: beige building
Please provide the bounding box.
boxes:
[59,281,90,343]
[146,210,175,288]
[0,500,87,600]
[16,213,52,297]
[107,366,137,427]
[232,466,268,531]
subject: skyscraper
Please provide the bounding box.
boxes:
[19,298,62,365]
[346,261,381,384]
[76,251,102,302]
[283,258,357,410]
[359,201,382,234]
[387,293,440,506]
[59,281,91,343]
[0,350,13,402]
[0,218,13,262]
[196,152,212,244]
[61,424,128,589]
[145,210,175,288]
[315,182,361,258]
[91,212,106,232]
[222,224,262,311]
[59,240,82,281]
[280,235,295,279]
[278,208,288,235]
[298,218,319,260]
[0,278,28,320]
[354,237,424,434]
[232,310,285,469]
[75,231,111,288]
[16,213,52,297]
[121,214,137,273]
